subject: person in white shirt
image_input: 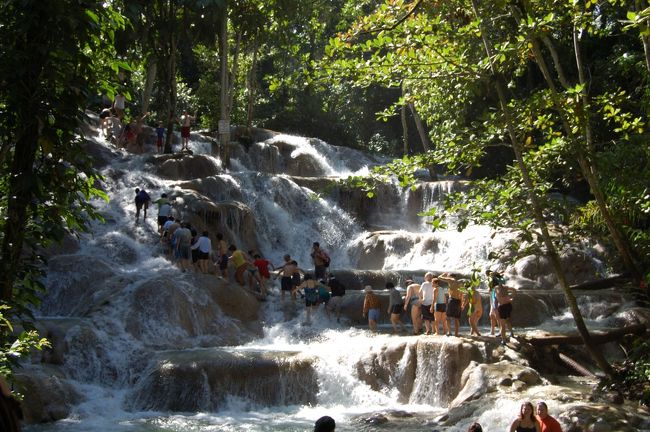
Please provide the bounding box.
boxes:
[191,231,212,273]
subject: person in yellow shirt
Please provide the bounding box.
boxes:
[228,245,248,286]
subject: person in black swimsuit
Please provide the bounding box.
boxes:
[509,401,541,432]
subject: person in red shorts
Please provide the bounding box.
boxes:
[179,110,195,151]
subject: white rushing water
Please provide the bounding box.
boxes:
[22,128,626,432]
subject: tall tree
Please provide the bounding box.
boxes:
[0,0,119,304]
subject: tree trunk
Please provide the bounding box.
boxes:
[218,1,230,164]
[408,102,431,152]
[0,117,40,302]
[527,323,647,346]
[636,1,650,75]
[571,26,642,283]
[160,0,178,154]
[522,7,643,285]
[470,0,613,377]
[401,101,409,156]
[228,30,241,122]
[141,56,157,115]
[246,36,259,131]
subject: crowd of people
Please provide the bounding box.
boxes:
[98,91,196,154]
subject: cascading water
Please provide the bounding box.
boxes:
[19,127,645,432]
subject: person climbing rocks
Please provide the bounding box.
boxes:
[295,274,319,324]
[155,193,172,233]
[134,188,151,222]
[362,285,381,332]
[191,231,211,274]
[310,241,330,280]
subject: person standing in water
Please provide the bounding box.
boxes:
[362,285,381,332]
[387,282,405,333]
[496,280,517,345]
[179,110,195,151]
[134,188,151,222]
[438,273,464,337]
[295,274,319,324]
[420,272,436,335]
[462,280,483,336]
[432,275,449,336]
[403,280,422,335]
[486,269,503,335]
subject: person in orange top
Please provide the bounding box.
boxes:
[362,285,381,332]
[536,402,562,432]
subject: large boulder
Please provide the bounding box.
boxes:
[124,274,263,349]
[15,367,83,424]
[154,154,221,180]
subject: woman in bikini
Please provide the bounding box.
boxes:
[509,401,541,432]
[403,281,422,335]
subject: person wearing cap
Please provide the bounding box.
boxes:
[387,282,406,333]
[362,285,381,332]
[314,415,335,432]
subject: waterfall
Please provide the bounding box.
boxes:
[18,128,622,432]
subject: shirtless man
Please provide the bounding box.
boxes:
[439,273,464,337]
[495,282,517,345]
[179,110,195,151]
[278,255,303,300]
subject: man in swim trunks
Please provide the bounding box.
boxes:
[438,273,464,337]
[420,272,436,335]
[179,110,195,151]
[495,281,517,345]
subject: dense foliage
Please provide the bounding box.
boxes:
[0,0,120,378]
